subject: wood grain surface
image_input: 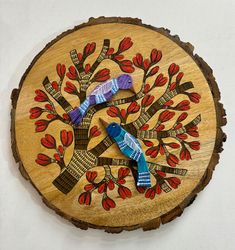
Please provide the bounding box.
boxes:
[11,17,226,233]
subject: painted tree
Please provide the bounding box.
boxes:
[30,37,201,211]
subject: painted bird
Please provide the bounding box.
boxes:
[100,119,151,187]
[69,74,134,126]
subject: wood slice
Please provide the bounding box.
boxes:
[11,17,226,233]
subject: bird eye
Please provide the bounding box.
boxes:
[128,80,131,83]
[112,124,116,127]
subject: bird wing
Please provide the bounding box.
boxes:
[123,132,142,152]
[91,80,113,96]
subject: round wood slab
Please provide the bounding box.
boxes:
[11,17,226,233]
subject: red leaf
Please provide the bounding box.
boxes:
[114,54,124,61]
[107,106,120,117]
[159,110,175,122]
[145,188,155,199]
[84,42,96,56]
[156,184,162,194]
[176,133,188,140]
[35,120,49,132]
[137,187,146,193]
[41,134,56,148]
[34,89,48,102]
[168,143,180,149]
[168,63,179,76]
[45,104,53,111]
[58,145,64,155]
[159,144,165,155]
[56,63,66,78]
[84,64,91,74]
[77,53,82,61]
[176,72,184,82]
[98,183,107,194]
[93,68,110,82]
[120,109,127,119]
[148,66,159,76]
[188,141,200,151]
[36,154,51,166]
[156,171,166,177]
[169,82,177,91]
[189,92,201,103]
[167,177,181,189]
[143,140,154,147]
[167,154,179,167]
[150,49,162,63]
[60,130,73,147]
[84,184,94,191]
[119,60,134,73]
[106,48,114,55]
[102,196,116,211]
[127,101,140,113]
[180,148,191,160]
[54,153,61,162]
[46,114,56,120]
[51,81,59,91]
[78,192,91,205]
[187,126,199,137]
[155,74,168,86]
[108,179,115,190]
[174,123,183,130]
[29,107,43,119]
[118,37,133,52]
[164,100,174,107]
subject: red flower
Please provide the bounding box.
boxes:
[84,42,96,57]
[60,130,73,147]
[176,133,188,140]
[119,60,134,73]
[169,82,177,91]
[118,167,130,179]
[180,148,191,160]
[41,134,56,149]
[84,184,94,191]
[168,63,179,76]
[156,171,166,177]
[133,53,143,67]
[77,53,82,61]
[143,59,150,70]
[64,81,78,94]
[168,143,180,149]
[150,49,162,63]
[140,124,149,131]
[177,112,188,123]
[89,125,101,138]
[159,144,165,155]
[57,145,64,155]
[174,123,182,130]
[118,186,132,199]
[107,179,115,190]
[35,120,49,132]
[51,81,59,91]
[159,110,175,122]
[187,126,199,137]
[164,100,174,107]
[84,64,91,74]
[143,140,154,147]
[78,192,91,205]
[155,74,167,86]
[102,196,116,211]
[107,106,120,117]
[189,92,201,103]
[188,141,200,151]
[120,109,127,119]
[141,95,154,107]
[127,101,140,113]
[29,107,43,119]
[93,68,110,82]
[45,104,53,111]
[148,66,159,76]
[176,72,184,82]
[137,187,146,193]
[66,66,78,80]
[36,153,51,166]
[155,124,165,131]
[146,147,159,158]
[46,114,56,120]
[34,89,48,102]
[156,184,162,194]
[56,63,66,79]
[143,83,150,94]
[86,171,97,182]
[54,153,61,162]
[98,182,107,193]
[106,48,114,55]
[62,113,70,122]
[145,188,155,199]
[167,154,179,167]
[176,100,190,110]
[114,54,124,61]
[118,37,133,52]
[167,177,181,189]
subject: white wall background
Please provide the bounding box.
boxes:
[0,0,234,249]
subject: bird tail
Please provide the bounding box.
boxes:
[69,98,90,126]
[137,154,151,187]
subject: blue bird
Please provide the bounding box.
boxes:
[69,74,134,126]
[100,119,151,187]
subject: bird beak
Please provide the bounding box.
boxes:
[99,118,109,128]
[129,86,136,94]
